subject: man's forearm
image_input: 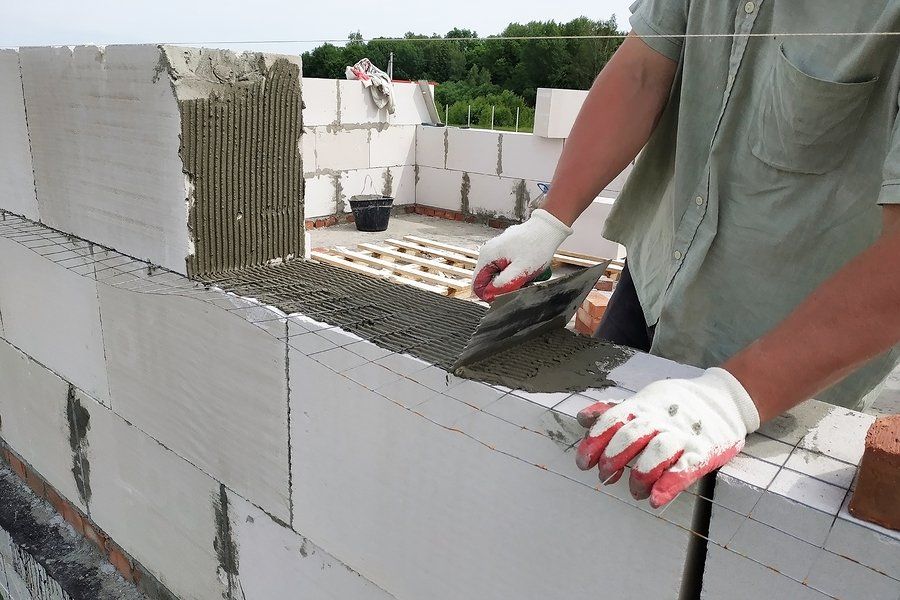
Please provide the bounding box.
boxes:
[725,207,900,422]
[542,34,677,226]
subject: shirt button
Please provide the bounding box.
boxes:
[695,195,704,206]
[744,1,755,13]
[673,250,682,260]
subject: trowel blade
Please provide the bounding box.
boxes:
[452,262,609,370]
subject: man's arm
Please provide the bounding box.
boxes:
[725,205,900,422]
[472,34,677,301]
[543,33,678,226]
[576,206,900,508]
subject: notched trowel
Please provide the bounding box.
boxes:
[452,262,608,371]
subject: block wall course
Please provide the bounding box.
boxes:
[84,389,225,600]
[0,340,89,514]
[0,50,38,222]
[499,132,563,182]
[0,236,110,407]
[446,128,501,175]
[18,45,190,274]
[369,125,417,168]
[289,347,694,599]
[415,125,447,169]
[97,280,291,523]
[229,492,395,600]
[414,167,464,211]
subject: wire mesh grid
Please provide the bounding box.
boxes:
[1,210,897,598]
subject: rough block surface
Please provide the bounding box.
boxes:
[0,50,38,221]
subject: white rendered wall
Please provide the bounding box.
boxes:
[0,50,38,222]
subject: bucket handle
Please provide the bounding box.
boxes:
[361,174,378,196]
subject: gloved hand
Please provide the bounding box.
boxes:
[473,209,573,302]
[575,367,760,508]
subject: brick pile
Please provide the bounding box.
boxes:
[575,289,610,336]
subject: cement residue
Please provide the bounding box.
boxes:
[213,483,238,594]
[382,167,394,197]
[460,172,471,214]
[201,261,635,393]
[496,134,503,176]
[66,386,91,506]
[513,179,530,221]
[165,46,304,277]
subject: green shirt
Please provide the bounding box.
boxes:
[603,0,900,410]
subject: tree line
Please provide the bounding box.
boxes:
[301,17,624,130]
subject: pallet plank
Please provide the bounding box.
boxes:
[310,251,449,294]
[403,235,480,259]
[332,247,470,290]
[384,239,479,268]
[358,243,474,278]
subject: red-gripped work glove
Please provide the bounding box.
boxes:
[473,209,573,302]
[576,368,760,508]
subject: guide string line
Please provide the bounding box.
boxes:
[3,30,900,49]
[1,211,896,598]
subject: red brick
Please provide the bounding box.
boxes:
[8,454,27,480]
[425,208,436,217]
[131,564,143,586]
[45,486,68,516]
[324,216,338,227]
[60,501,85,536]
[107,544,134,582]
[414,205,425,215]
[488,219,503,229]
[83,520,108,552]
[346,214,355,223]
[25,467,46,498]
[594,277,615,292]
[454,212,464,221]
[314,219,326,228]
[583,290,609,320]
[405,205,416,214]
[305,220,315,231]
[465,215,477,223]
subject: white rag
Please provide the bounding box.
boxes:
[345,58,395,114]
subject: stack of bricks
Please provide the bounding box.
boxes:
[409,204,515,229]
[575,289,610,336]
[1,444,149,587]
[305,213,355,230]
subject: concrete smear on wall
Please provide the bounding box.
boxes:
[201,261,633,393]
[162,47,304,277]
[65,386,91,507]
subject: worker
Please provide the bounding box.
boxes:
[473,1,900,508]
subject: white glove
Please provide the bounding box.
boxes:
[575,367,760,508]
[473,209,572,302]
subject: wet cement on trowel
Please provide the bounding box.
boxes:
[163,47,304,277]
[201,261,634,393]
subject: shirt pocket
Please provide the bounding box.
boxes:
[749,45,878,175]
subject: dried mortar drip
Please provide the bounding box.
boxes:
[201,260,633,393]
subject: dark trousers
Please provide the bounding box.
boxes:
[594,261,655,352]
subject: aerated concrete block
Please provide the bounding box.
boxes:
[304,174,338,218]
[289,349,694,599]
[391,81,434,126]
[97,281,290,522]
[314,128,370,172]
[533,87,588,139]
[390,164,416,205]
[701,544,831,600]
[414,166,464,210]
[369,125,416,168]
[500,133,563,182]
[0,340,88,513]
[85,390,225,600]
[229,492,394,600]
[559,197,626,260]
[446,128,501,176]
[465,173,520,219]
[415,125,447,169]
[0,236,110,407]
[20,45,303,276]
[302,79,339,127]
[0,50,38,222]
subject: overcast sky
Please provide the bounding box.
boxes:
[1,0,633,55]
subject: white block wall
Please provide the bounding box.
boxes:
[301,78,431,218]
[18,45,190,274]
[0,50,38,222]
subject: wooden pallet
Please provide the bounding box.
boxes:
[311,235,621,297]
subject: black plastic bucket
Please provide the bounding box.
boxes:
[349,195,394,232]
